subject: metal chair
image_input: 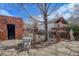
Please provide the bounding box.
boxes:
[17,37,32,52]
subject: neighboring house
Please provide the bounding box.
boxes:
[54,17,69,28]
[50,17,70,41]
[0,15,24,41]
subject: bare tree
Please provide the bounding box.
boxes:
[32,4,58,41]
[37,4,48,41]
[18,3,59,42]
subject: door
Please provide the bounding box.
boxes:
[7,24,15,39]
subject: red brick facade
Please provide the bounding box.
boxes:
[0,15,24,41]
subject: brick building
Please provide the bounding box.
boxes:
[0,15,24,41]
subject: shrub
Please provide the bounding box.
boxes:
[70,24,79,40]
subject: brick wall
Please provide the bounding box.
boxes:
[0,15,24,41]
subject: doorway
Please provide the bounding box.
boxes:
[7,24,15,39]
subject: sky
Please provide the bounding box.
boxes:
[0,3,78,23]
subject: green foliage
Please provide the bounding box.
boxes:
[70,24,79,40]
[70,25,79,33]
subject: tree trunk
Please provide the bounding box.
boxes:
[44,13,48,42]
[33,30,36,43]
